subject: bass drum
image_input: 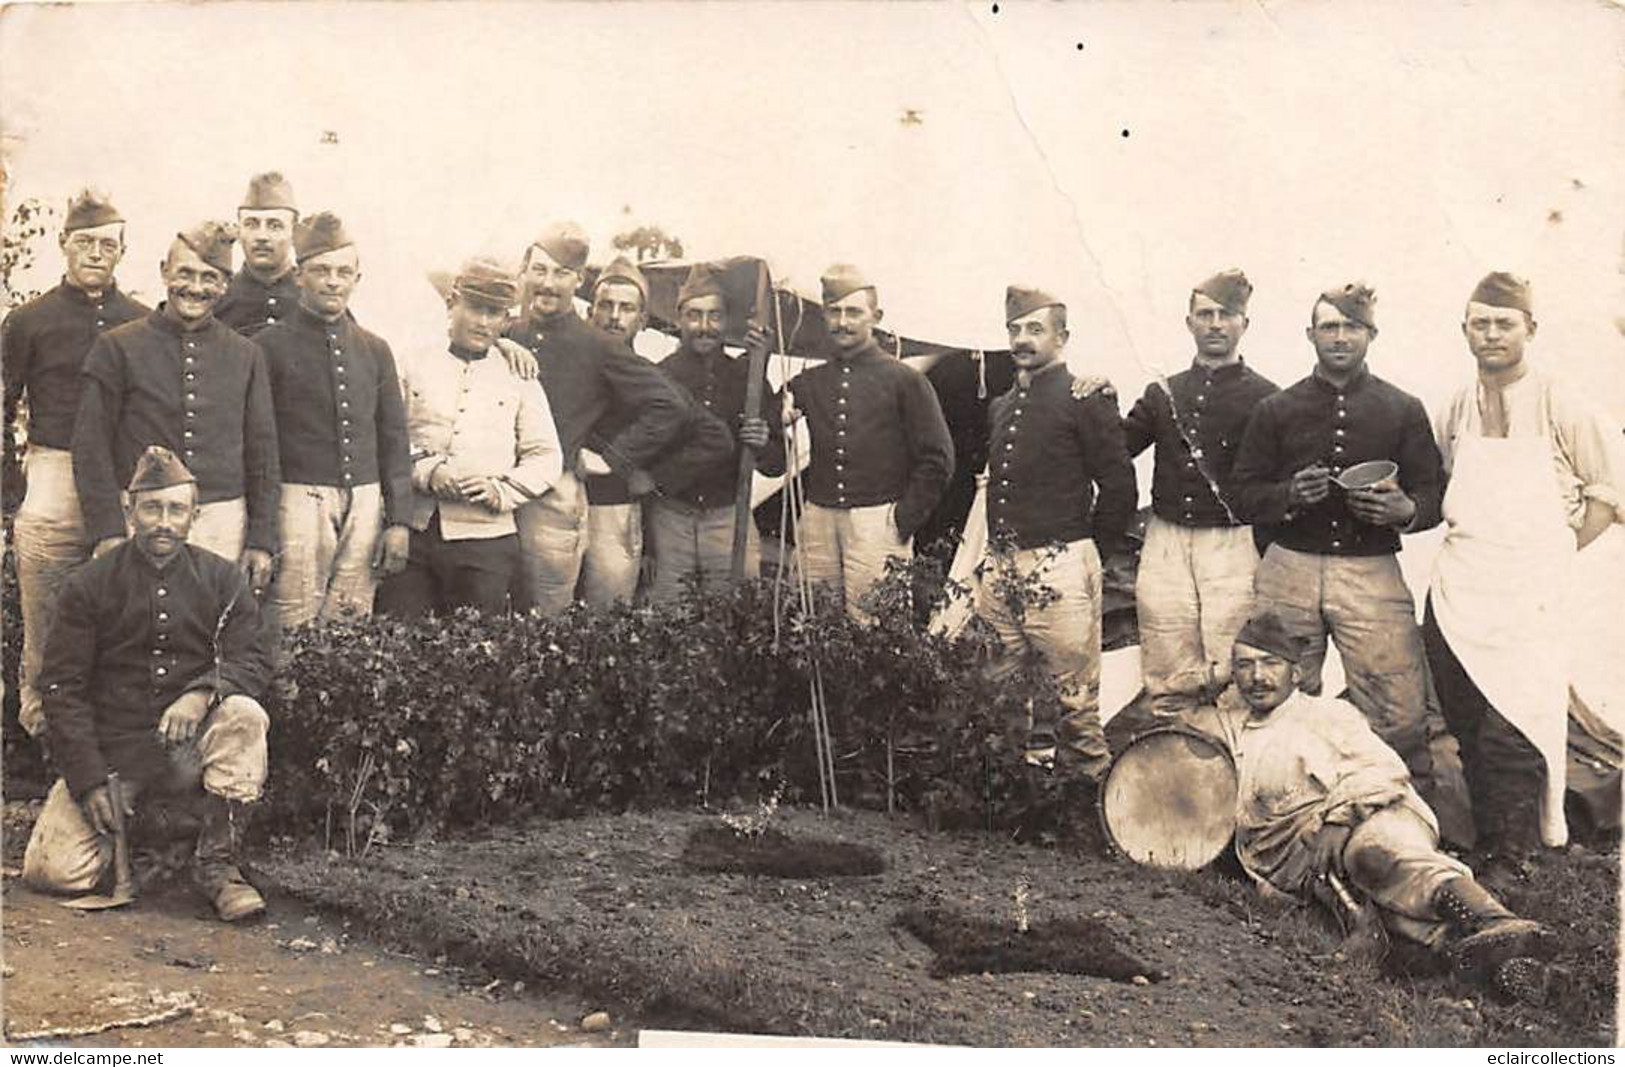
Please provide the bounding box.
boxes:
[1098,727,1237,870]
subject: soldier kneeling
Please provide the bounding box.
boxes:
[23,446,271,921]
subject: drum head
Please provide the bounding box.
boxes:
[1099,728,1237,870]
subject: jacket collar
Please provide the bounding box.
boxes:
[1309,363,1372,395]
[57,277,122,306]
[1189,355,1251,379]
[149,306,220,337]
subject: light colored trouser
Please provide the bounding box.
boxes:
[974,539,1111,770]
[1342,803,1471,948]
[579,502,643,608]
[13,447,93,736]
[271,483,384,628]
[515,471,586,617]
[1252,544,1438,790]
[21,695,269,895]
[188,497,247,563]
[798,502,909,625]
[1136,517,1261,718]
[646,499,757,605]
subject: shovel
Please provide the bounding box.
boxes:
[60,773,137,911]
[1326,871,1388,964]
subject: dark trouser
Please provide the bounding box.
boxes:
[1422,596,1547,855]
[376,517,518,618]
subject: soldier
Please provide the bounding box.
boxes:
[974,286,1137,775]
[377,258,562,617]
[787,264,954,623]
[1231,283,1450,808]
[215,172,300,338]
[644,264,785,603]
[578,256,655,605]
[71,221,279,594]
[1122,270,1279,719]
[22,447,272,922]
[255,212,412,627]
[504,223,689,614]
[3,190,149,737]
[1425,273,1621,861]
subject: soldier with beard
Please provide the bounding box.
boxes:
[644,263,785,602]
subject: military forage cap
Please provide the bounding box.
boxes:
[1235,612,1305,663]
[177,220,239,275]
[820,263,874,306]
[1469,271,1532,314]
[240,171,298,213]
[64,189,124,233]
[677,263,727,309]
[293,211,355,264]
[453,256,519,309]
[593,255,650,304]
[1005,285,1063,324]
[127,445,196,494]
[1318,282,1377,331]
[531,221,590,272]
[1194,269,1252,315]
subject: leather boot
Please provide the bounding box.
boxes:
[1434,875,1552,979]
[194,794,266,922]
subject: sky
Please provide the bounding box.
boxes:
[3,0,1623,711]
[4,0,1622,408]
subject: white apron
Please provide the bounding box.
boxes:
[1429,418,1574,847]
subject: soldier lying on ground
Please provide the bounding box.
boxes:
[1212,612,1559,1003]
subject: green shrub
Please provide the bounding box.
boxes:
[267,558,1081,848]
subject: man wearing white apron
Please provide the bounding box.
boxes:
[1425,273,1621,862]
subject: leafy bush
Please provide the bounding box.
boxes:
[267,557,1086,848]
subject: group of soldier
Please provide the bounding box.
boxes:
[2,172,1618,1003]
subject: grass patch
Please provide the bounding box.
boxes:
[895,906,1163,982]
[680,826,887,878]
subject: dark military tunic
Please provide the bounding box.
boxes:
[214,266,300,338]
[504,310,688,474]
[1231,366,1444,556]
[40,542,272,798]
[255,305,413,527]
[655,343,786,509]
[1122,358,1279,528]
[787,340,955,540]
[986,360,1137,555]
[71,309,281,550]
[3,280,150,459]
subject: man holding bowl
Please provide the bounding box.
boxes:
[1230,283,1459,828]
